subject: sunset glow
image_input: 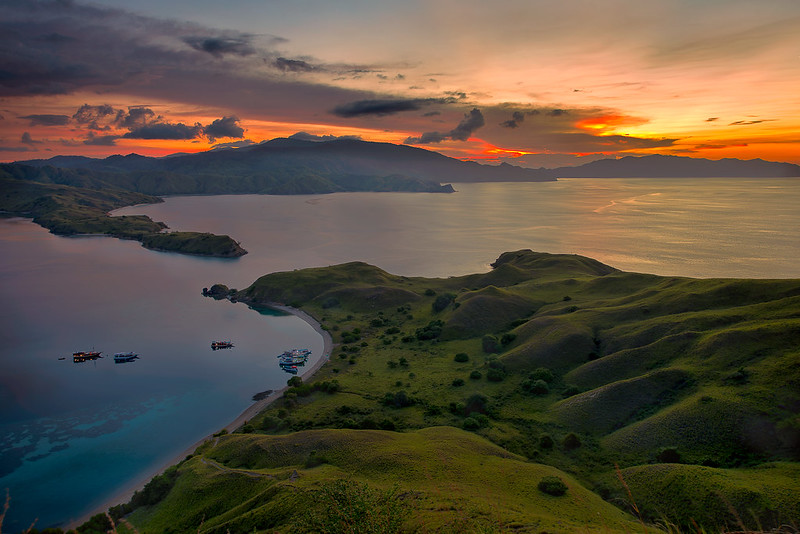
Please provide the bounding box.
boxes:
[1,0,799,166]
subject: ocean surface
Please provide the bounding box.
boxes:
[1,178,798,530]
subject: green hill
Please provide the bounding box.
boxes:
[99,250,799,533]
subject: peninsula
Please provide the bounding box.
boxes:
[88,250,799,533]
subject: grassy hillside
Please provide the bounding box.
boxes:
[111,250,799,533]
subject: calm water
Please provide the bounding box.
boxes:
[1,178,798,530]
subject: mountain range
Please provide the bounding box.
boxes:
[16,137,799,198]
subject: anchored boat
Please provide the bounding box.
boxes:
[114,352,139,363]
[211,340,234,350]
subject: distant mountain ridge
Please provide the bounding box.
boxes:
[545,154,800,178]
[16,139,799,195]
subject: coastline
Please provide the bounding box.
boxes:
[67,303,333,530]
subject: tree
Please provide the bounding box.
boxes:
[537,476,568,496]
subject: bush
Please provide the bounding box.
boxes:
[463,417,480,430]
[451,378,465,387]
[482,335,500,353]
[537,476,568,496]
[465,393,488,415]
[530,367,554,383]
[287,376,303,387]
[486,368,506,382]
[469,370,482,380]
[657,447,682,463]
[454,352,469,363]
[382,390,415,408]
[415,320,444,340]
[432,293,455,312]
[563,432,582,451]
[539,434,554,449]
[561,385,581,398]
[424,288,436,296]
[529,379,549,395]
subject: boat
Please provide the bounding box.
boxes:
[114,352,139,363]
[278,348,310,373]
[73,350,102,363]
[211,340,234,350]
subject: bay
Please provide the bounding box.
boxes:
[1,177,798,531]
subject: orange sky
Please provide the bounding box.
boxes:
[1,0,799,167]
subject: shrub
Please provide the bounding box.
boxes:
[424,288,436,296]
[530,367,555,383]
[482,335,500,353]
[469,370,482,380]
[462,417,480,430]
[415,320,444,340]
[451,378,465,387]
[657,447,682,463]
[287,376,303,387]
[432,293,455,312]
[454,352,469,363]
[382,390,415,408]
[529,379,549,395]
[486,368,506,382]
[465,393,488,415]
[563,432,582,451]
[537,476,568,496]
[539,434,554,449]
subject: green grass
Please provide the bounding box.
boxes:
[116,249,800,532]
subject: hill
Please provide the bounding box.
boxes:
[16,137,554,194]
[94,250,800,533]
[0,167,246,258]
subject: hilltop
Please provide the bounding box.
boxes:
[93,250,799,533]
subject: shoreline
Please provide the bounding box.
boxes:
[67,303,333,530]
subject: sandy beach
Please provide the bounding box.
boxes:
[67,304,333,530]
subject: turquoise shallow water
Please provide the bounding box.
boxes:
[1,178,798,531]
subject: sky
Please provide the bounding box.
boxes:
[1,0,799,167]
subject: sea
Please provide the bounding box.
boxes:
[1,178,798,531]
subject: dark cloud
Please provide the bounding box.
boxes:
[73,104,117,126]
[0,146,34,152]
[332,99,425,117]
[21,132,41,144]
[183,36,255,57]
[123,122,202,140]
[289,132,363,142]
[210,139,257,150]
[729,119,775,125]
[706,117,719,122]
[548,109,568,117]
[423,111,441,117]
[84,132,119,146]
[203,116,244,142]
[274,57,317,72]
[405,108,485,144]
[120,107,156,129]
[500,111,525,128]
[20,114,70,126]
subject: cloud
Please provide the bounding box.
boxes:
[706,117,719,122]
[123,122,202,140]
[729,119,775,126]
[274,57,317,72]
[20,114,70,126]
[210,139,257,150]
[203,116,244,142]
[500,111,525,128]
[332,99,427,117]
[21,132,42,145]
[183,36,255,57]
[84,132,119,146]
[405,108,485,144]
